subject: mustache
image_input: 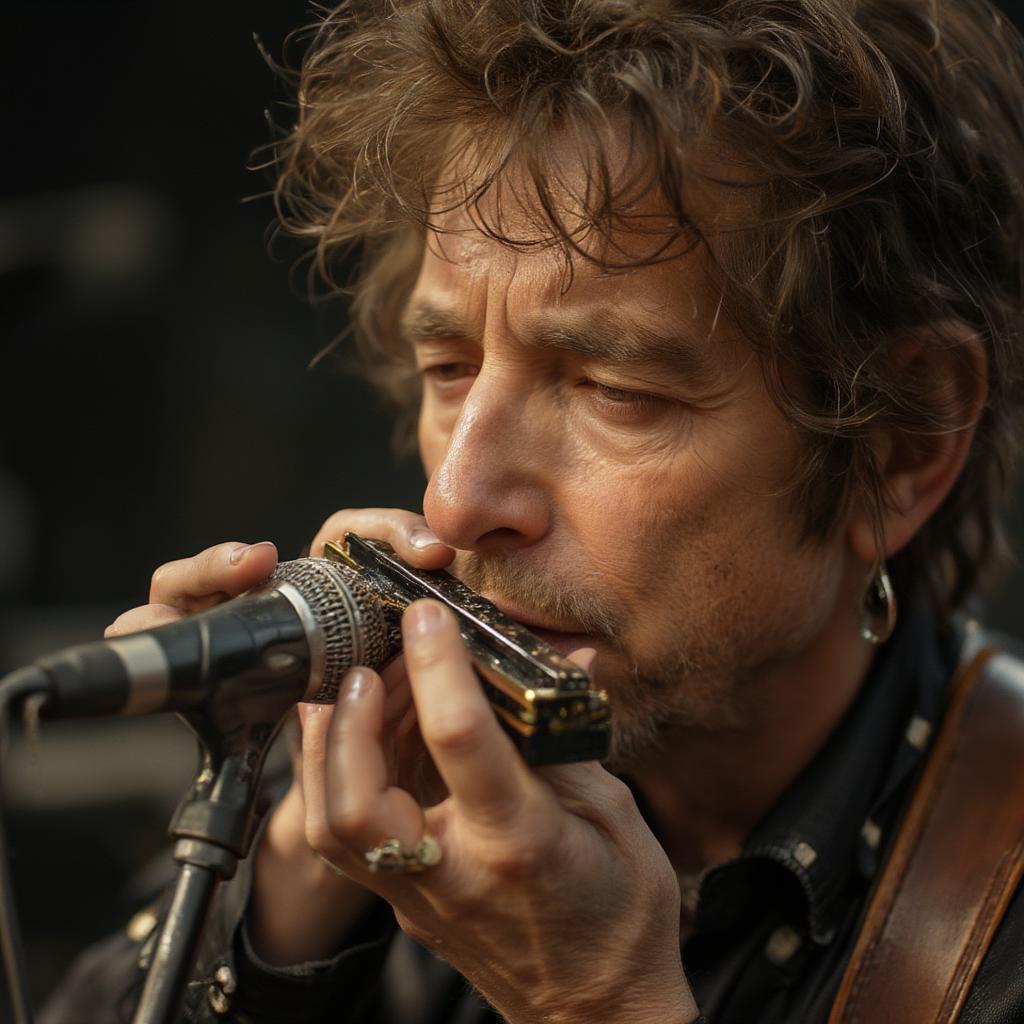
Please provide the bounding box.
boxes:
[451,551,624,640]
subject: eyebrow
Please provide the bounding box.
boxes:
[400,299,720,387]
[400,303,469,346]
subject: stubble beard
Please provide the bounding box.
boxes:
[450,550,743,767]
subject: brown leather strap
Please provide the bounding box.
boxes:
[829,645,1024,1024]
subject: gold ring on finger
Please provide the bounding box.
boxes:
[364,835,442,874]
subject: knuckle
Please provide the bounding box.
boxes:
[198,543,245,592]
[106,607,165,638]
[480,835,548,881]
[425,712,484,754]
[313,509,358,554]
[303,819,334,856]
[652,852,680,897]
[201,545,230,579]
[319,508,419,543]
[404,638,448,672]
[149,563,172,595]
[325,509,354,532]
[604,776,638,815]
[317,510,347,537]
[329,799,375,840]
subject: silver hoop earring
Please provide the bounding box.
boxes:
[860,561,897,645]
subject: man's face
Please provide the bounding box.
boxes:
[407,177,856,762]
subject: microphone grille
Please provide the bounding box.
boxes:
[270,557,401,702]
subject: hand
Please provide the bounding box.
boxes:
[105,539,280,638]
[102,519,456,968]
[103,534,384,965]
[249,508,459,964]
[301,596,699,1024]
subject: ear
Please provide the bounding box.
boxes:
[847,323,988,564]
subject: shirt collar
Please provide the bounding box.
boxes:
[695,607,959,944]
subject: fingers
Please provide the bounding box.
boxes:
[328,670,426,848]
[300,702,338,853]
[302,671,426,875]
[105,540,277,641]
[105,603,181,637]
[402,600,536,829]
[149,540,278,612]
[310,509,454,570]
[379,655,415,728]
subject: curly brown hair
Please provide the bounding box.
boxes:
[272,0,1024,613]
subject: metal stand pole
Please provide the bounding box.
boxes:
[130,663,306,1024]
[132,856,224,1024]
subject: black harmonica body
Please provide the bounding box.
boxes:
[324,533,611,766]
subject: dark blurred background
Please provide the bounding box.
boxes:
[0,0,425,1010]
[1,0,1023,1014]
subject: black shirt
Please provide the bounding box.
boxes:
[41,611,1024,1023]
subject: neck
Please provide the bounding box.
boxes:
[625,604,877,876]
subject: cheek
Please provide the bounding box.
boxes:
[577,445,800,636]
[562,449,700,599]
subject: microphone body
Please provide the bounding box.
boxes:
[31,557,399,720]
[19,535,610,764]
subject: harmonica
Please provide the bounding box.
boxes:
[324,533,611,766]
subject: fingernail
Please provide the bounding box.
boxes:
[342,668,374,701]
[409,526,441,550]
[406,600,446,636]
[229,540,275,565]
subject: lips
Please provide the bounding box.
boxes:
[527,626,597,659]
[485,596,595,659]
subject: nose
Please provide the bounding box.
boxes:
[422,371,553,553]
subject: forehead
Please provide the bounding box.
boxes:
[406,127,752,362]
[406,219,744,377]
[411,232,703,327]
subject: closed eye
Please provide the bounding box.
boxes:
[580,379,673,422]
[422,362,478,382]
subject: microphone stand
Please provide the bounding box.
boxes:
[132,661,306,1024]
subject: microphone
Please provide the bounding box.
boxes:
[26,557,400,720]
[15,534,610,764]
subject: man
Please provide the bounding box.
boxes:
[43,0,1024,1021]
